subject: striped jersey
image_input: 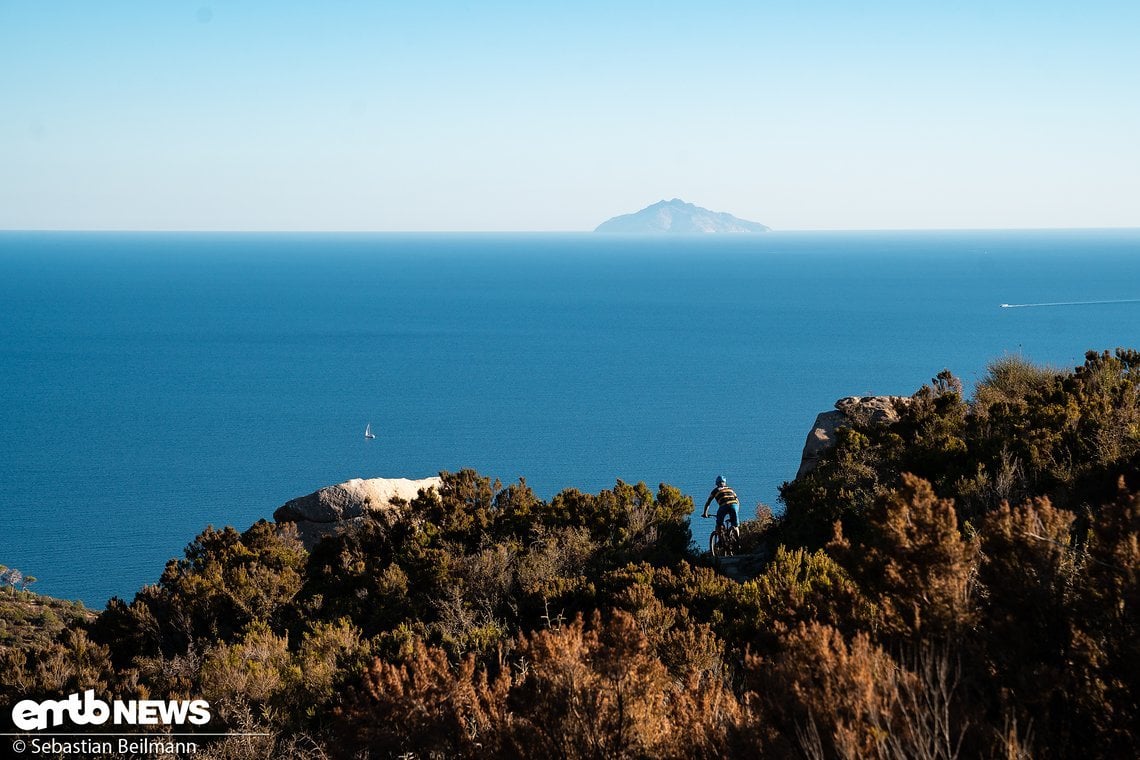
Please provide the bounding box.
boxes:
[709,486,739,508]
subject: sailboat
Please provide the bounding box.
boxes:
[364,423,376,439]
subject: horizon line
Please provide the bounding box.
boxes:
[3,225,1140,235]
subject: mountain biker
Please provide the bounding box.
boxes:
[702,475,740,532]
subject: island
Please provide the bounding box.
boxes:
[595,198,770,233]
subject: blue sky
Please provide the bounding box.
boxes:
[2,1,1138,231]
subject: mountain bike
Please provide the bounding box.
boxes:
[705,515,740,561]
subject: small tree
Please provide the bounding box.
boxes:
[5,568,22,596]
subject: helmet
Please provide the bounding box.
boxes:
[716,475,726,486]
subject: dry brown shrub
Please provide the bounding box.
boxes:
[831,474,976,640]
[345,639,511,758]
[758,622,899,759]
[1078,482,1140,754]
[509,610,675,758]
[509,610,742,760]
[754,622,969,760]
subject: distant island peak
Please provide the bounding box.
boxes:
[595,199,770,234]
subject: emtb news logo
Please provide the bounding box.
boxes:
[11,690,211,731]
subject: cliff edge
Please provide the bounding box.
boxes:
[796,396,912,479]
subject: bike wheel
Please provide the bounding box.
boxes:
[726,527,740,556]
[709,529,722,559]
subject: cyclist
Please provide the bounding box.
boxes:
[702,475,740,533]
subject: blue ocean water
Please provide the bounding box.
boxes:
[2,230,1139,607]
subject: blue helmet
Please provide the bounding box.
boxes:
[716,475,726,486]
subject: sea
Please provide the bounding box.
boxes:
[2,229,1139,608]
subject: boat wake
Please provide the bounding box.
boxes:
[999,298,1140,309]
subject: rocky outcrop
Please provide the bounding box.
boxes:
[274,476,442,548]
[797,410,848,480]
[795,396,911,479]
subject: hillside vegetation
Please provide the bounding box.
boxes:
[0,587,93,651]
[2,349,1138,759]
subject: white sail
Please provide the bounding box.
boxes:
[364,423,375,439]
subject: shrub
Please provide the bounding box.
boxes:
[830,474,975,642]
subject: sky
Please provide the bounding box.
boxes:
[2,1,1139,231]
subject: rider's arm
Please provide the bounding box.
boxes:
[701,489,716,516]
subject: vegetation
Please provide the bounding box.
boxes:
[2,348,1138,758]
[0,584,92,650]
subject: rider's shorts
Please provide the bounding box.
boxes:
[716,502,740,530]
